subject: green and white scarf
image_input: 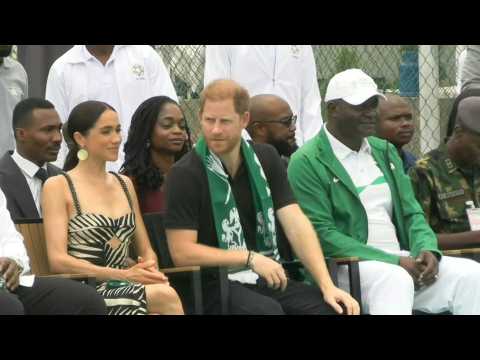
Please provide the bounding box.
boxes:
[195,137,280,266]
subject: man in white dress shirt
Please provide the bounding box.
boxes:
[204,45,323,146]
[46,45,178,171]
[0,98,63,219]
[0,186,107,314]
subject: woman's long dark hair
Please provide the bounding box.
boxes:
[121,96,192,192]
[63,101,116,171]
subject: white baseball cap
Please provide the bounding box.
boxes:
[324,68,386,105]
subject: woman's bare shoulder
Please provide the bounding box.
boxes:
[43,173,69,192]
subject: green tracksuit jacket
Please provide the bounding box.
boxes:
[288,128,441,265]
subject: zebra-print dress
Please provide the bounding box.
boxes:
[63,172,148,315]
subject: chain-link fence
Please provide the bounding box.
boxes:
[156,45,464,157]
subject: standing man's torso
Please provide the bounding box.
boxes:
[0,58,28,155]
[461,45,480,91]
[225,46,305,113]
[48,45,164,171]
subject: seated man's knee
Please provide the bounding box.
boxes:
[365,264,415,314]
[229,293,285,315]
[390,266,415,291]
[56,279,106,314]
[0,293,25,315]
[253,299,284,315]
[454,259,480,284]
[75,285,107,315]
[376,265,415,295]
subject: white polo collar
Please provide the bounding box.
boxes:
[66,45,127,64]
[324,125,371,161]
[0,56,14,69]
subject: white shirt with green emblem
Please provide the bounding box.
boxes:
[325,127,401,253]
[46,45,178,171]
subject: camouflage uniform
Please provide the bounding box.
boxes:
[409,144,480,234]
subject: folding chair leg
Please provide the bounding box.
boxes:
[348,262,363,314]
[218,267,229,315]
[327,258,339,287]
[190,271,203,315]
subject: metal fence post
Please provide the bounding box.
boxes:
[419,45,441,154]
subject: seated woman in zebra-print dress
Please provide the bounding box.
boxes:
[41,100,184,315]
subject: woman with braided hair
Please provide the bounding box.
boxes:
[121,96,192,214]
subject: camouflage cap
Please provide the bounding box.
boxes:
[457,96,480,135]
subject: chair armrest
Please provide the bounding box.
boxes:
[281,259,303,271]
[280,259,304,281]
[443,248,480,256]
[174,266,229,315]
[280,257,361,283]
[39,273,96,280]
[280,257,361,269]
[334,256,360,265]
[326,257,363,313]
[280,259,302,267]
[160,266,201,274]
[39,273,97,288]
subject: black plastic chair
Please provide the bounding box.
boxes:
[144,212,363,314]
[142,212,229,315]
[276,226,363,313]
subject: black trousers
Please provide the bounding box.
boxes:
[204,278,336,315]
[0,277,107,315]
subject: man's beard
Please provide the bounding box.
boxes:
[270,138,296,157]
[0,46,13,58]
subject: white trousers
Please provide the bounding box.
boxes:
[338,251,480,315]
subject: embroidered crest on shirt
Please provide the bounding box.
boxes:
[131,64,145,79]
[290,45,300,58]
[8,86,23,99]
